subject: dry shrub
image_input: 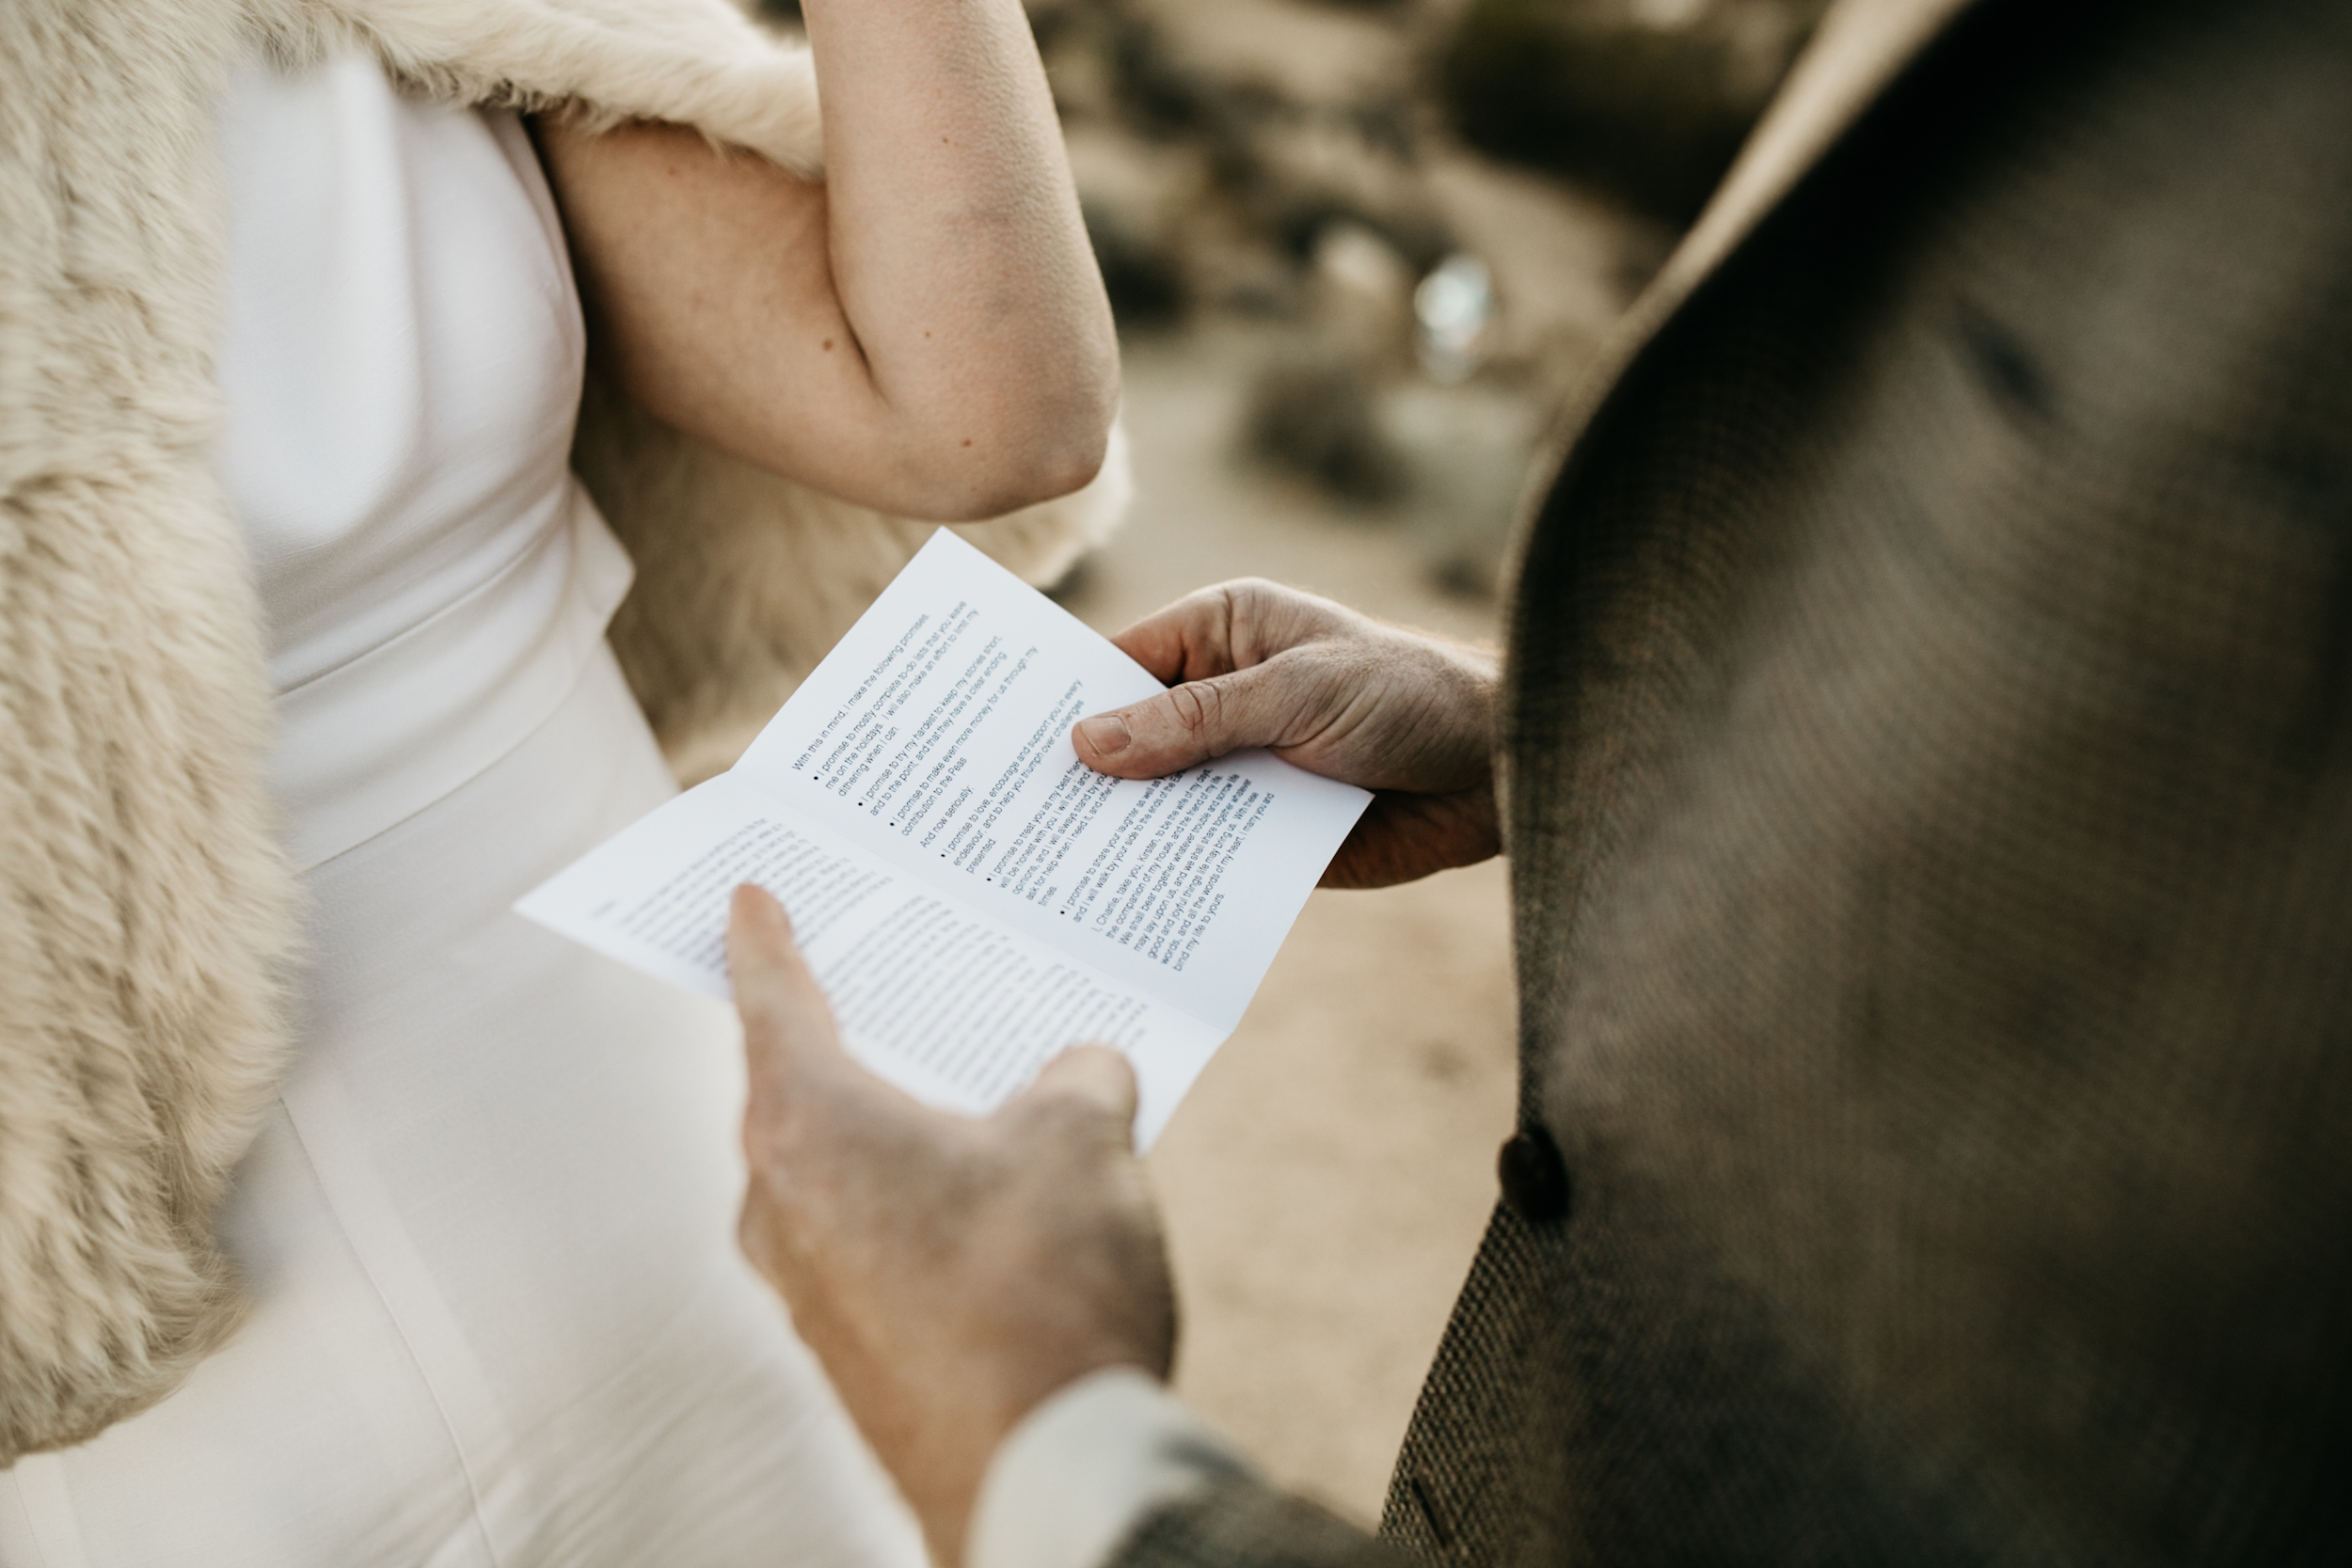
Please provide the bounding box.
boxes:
[1240,348,1409,504]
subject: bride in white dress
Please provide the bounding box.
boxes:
[0,0,1115,1561]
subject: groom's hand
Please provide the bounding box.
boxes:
[728,884,1176,1568]
[1073,581,1501,887]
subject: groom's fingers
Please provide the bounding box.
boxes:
[1019,1045,1140,1132]
[1106,585,1240,687]
[727,884,858,1095]
[1109,579,1359,683]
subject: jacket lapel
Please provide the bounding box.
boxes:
[1492,0,1984,847]
[1515,0,1984,501]
[1649,0,1981,325]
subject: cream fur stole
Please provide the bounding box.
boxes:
[0,0,1126,1460]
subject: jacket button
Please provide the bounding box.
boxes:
[1498,1123,1571,1223]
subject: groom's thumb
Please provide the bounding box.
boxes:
[1073,663,1299,778]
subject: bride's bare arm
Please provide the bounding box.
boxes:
[532,0,1117,523]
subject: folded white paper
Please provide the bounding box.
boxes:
[519,531,1371,1145]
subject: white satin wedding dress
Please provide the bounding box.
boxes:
[0,48,925,1568]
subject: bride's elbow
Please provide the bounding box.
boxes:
[910,388,1119,522]
[972,417,1113,519]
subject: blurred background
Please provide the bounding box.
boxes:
[775,0,1827,1525]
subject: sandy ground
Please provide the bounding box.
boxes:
[1028,0,1666,1503]
[1054,328,1522,1526]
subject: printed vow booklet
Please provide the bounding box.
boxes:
[520,531,1371,1144]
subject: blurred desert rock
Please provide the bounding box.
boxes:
[1032,0,1806,594]
[1242,341,1411,504]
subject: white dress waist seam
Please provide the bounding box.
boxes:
[271,486,636,872]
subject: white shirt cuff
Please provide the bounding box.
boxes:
[966,1368,1253,1568]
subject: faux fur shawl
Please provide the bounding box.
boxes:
[0,0,1126,1461]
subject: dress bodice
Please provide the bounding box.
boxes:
[215,48,633,869]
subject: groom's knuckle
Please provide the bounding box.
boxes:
[1167,679,1223,736]
[1223,579,1290,658]
[1211,580,1248,633]
[1224,578,1279,617]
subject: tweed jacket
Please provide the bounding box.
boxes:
[1113,0,2352,1561]
[0,0,1124,1462]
